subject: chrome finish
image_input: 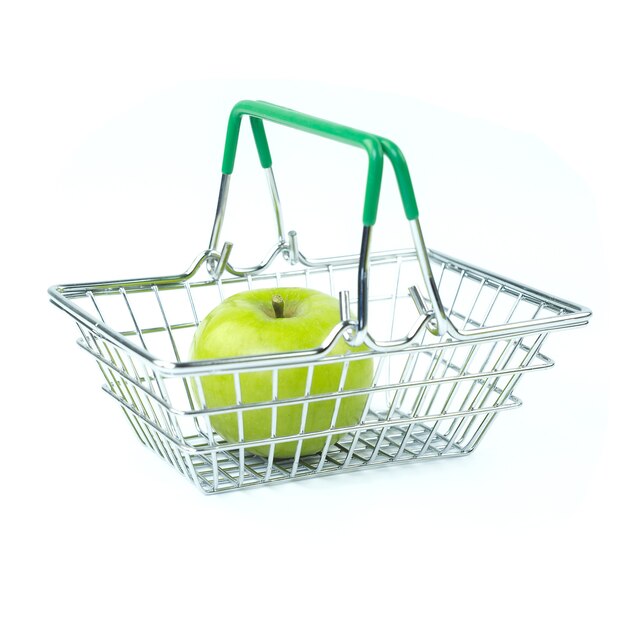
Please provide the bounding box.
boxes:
[287,230,299,265]
[339,290,351,322]
[209,174,230,252]
[213,241,233,279]
[409,218,448,335]
[265,166,286,245]
[49,235,591,495]
[409,284,427,317]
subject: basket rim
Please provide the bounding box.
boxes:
[48,247,592,375]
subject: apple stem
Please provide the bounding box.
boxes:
[272,294,285,318]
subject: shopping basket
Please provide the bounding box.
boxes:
[48,100,592,494]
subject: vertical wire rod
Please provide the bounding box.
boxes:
[315,360,351,472]
[184,281,200,327]
[416,270,470,420]
[193,375,219,493]
[395,347,446,458]
[290,365,315,478]
[264,368,280,481]
[368,352,419,464]
[233,372,245,487]
[341,355,388,468]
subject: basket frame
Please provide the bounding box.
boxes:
[49,246,590,377]
[49,244,589,494]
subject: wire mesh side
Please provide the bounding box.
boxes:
[59,248,579,493]
[77,315,549,493]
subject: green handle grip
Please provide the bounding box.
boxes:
[378,138,419,221]
[221,100,419,225]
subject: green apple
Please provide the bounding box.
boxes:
[189,287,373,458]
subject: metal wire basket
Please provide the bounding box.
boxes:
[49,101,591,494]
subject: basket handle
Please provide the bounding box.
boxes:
[222,100,387,227]
[214,100,447,337]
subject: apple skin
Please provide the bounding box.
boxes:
[189,287,373,458]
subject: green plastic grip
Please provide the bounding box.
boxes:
[378,137,419,221]
[221,100,419,226]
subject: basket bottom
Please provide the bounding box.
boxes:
[127,408,500,494]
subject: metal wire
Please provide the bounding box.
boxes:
[49,239,591,494]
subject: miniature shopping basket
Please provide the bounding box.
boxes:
[48,100,591,494]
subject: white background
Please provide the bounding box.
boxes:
[1,2,622,624]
